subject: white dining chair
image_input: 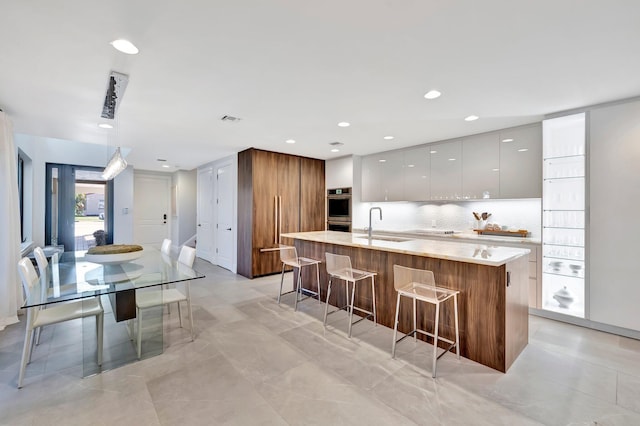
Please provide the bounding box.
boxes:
[17,257,104,388]
[32,247,49,345]
[161,238,172,256]
[135,245,196,358]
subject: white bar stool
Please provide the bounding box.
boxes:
[323,252,377,338]
[278,245,322,311]
[391,264,460,378]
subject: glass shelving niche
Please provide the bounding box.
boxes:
[542,113,586,318]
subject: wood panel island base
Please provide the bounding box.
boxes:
[281,231,530,373]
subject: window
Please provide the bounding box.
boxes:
[17,153,25,242]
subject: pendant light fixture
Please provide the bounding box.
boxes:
[100,71,129,180]
[102,147,127,180]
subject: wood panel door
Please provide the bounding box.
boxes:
[251,150,279,276]
[277,154,300,238]
[300,157,325,231]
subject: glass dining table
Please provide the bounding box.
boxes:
[22,246,205,377]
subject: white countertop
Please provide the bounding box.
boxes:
[281,231,530,267]
[351,228,541,246]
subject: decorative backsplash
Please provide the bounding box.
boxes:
[353,199,542,239]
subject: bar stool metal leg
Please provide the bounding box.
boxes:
[278,263,286,304]
[413,297,417,342]
[391,292,401,358]
[315,262,321,303]
[348,279,356,338]
[294,267,301,311]
[323,277,333,327]
[371,276,377,326]
[454,294,460,359]
[432,303,440,378]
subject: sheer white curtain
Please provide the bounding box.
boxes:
[0,111,21,330]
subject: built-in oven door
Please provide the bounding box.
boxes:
[327,196,351,222]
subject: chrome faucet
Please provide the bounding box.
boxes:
[368,207,382,239]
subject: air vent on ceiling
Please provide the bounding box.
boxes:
[101,71,129,120]
[329,141,344,146]
[221,115,241,122]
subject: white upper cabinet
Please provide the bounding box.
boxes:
[403,146,430,201]
[361,153,383,202]
[430,140,462,201]
[360,124,542,202]
[379,150,404,201]
[361,150,403,201]
[499,125,542,198]
[462,133,500,199]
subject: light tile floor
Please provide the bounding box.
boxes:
[1,259,640,425]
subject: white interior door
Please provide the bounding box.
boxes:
[216,162,234,270]
[133,173,170,246]
[197,168,214,262]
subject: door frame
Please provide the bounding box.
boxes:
[45,163,114,250]
[133,171,171,247]
[196,166,215,263]
[197,154,238,273]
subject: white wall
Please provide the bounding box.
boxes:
[589,99,640,331]
[14,134,134,247]
[326,156,353,189]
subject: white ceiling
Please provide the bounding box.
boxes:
[1,0,639,172]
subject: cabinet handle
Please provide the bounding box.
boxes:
[278,196,282,244]
[274,195,278,245]
[507,271,511,287]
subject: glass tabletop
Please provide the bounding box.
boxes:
[22,246,205,308]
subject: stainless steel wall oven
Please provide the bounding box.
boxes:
[327,187,351,232]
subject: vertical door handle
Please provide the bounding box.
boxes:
[278,196,282,244]
[274,195,278,245]
[506,271,511,287]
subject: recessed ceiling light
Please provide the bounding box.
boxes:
[492,168,500,172]
[407,164,415,168]
[330,148,340,153]
[285,139,296,144]
[518,148,529,152]
[464,115,479,121]
[337,122,350,127]
[379,159,386,163]
[430,150,437,154]
[98,123,113,129]
[448,158,456,161]
[501,138,514,143]
[110,39,139,55]
[383,136,394,140]
[424,90,442,99]
[161,164,171,168]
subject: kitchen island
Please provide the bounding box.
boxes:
[281,231,530,372]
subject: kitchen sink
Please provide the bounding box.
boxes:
[353,234,413,243]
